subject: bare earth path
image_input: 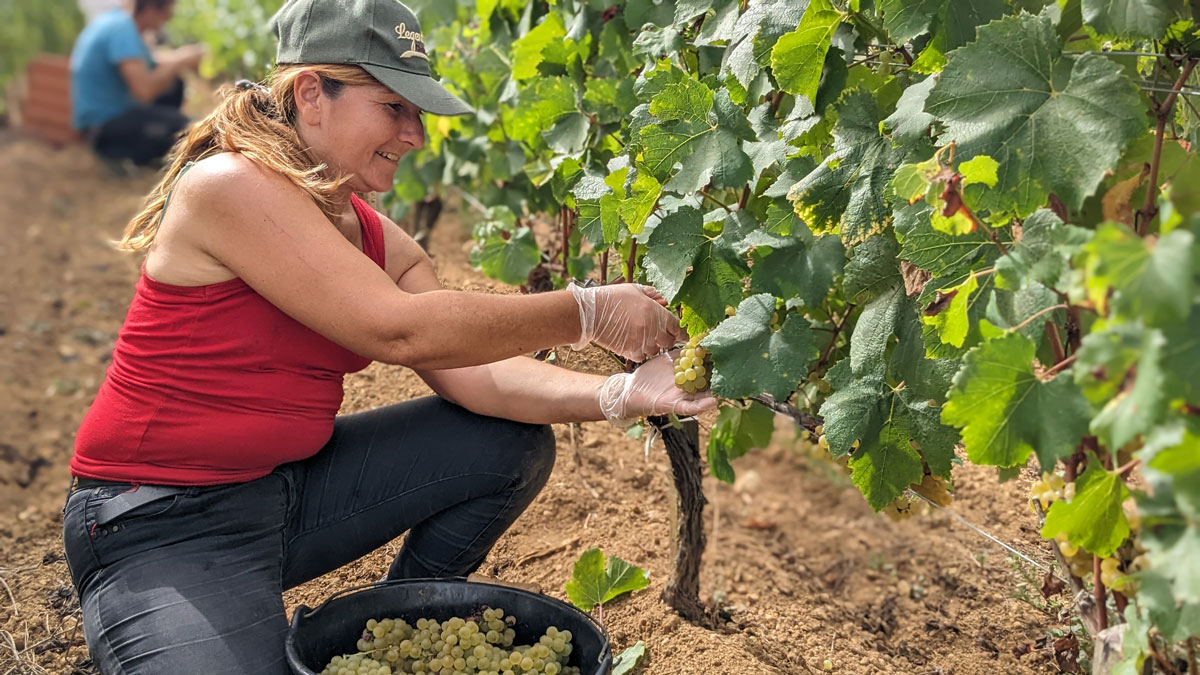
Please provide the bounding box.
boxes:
[0,135,1069,674]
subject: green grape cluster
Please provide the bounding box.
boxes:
[673,333,710,394]
[320,607,579,675]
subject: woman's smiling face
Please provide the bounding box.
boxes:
[294,74,426,194]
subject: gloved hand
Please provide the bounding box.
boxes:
[568,283,686,362]
[597,351,719,426]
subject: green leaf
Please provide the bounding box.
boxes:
[880,0,945,42]
[882,76,937,148]
[1139,469,1200,603]
[507,77,582,150]
[1082,224,1194,327]
[1149,426,1200,474]
[1162,308,1200,404]
[843,232,903,300]
[942,333,1091,469]
[618,171,662,235]
[819,370,960,506]
[512,12,566,81]
[994,208,1093,290]
[473,228,540,285]
[583,77,638,126]
[851,425,925,511]
[959,155,999,189]
[643,206,708,302]
[894,201,995,278]
[640,87,754,193]
[1074,322,1168,451]
[675,238,750,332]
[788,89,908,245]
[703,294,819,400]
[1082,0,1185,38]
[564,548,650,612]
[850,285,908,377]
[1042,461,1130,557]
[921,273,979,349]
[720,0,808,87]
[707,402,776,483]
[771,0,842,104]
[925,14,1149,216]
[612,641,648,675]
[749,235,846,309]
[885,0,1007,73]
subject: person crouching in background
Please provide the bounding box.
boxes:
[69,0,205,168]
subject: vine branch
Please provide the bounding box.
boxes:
[699,189,733,213]
[1006,304,1067,334]
[1137,58,1198,233]
[750,394,821,432]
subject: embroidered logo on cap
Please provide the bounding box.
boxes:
[395,23,428,61]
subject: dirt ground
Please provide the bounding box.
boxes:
[0,132,1074,674]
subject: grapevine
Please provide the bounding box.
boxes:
[400,0,1200,664]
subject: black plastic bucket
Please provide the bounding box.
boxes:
[285,578,613,674]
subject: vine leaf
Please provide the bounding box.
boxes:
[1161,308,1200,404]
[640,86,754,193]
[707,402,776,483]
[1042,461,1131,557]
[942,333,1090,469]
[749,235,846,310]
[675,237,750,332]
[818,366,959,508]
[1074,321,1167,451]
[470,227,540,286]
[894,201,994,278]
[921,273,979,349]
[720,0,807,87]
[889,0,1009,74]
[612,641,648,675]
[788,89,908,245]
[925,14,1148,217]
[994,208,1092,290]
[1081,224,1195,328]
[771,0,842,105]
[1139,469,1200,604]
[642,206,707,302]
[703,294,819,400]
[1082,0,1186,39]
[511,11,565,80]
[565,548,650,612]
[882,76,937,148]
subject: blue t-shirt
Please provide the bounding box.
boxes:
[69,9,153,129]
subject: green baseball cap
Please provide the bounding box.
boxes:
[270,0,473,116]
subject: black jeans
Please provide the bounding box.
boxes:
[89,77,188,166]
[61,397,556,674]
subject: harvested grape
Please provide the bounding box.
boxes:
[319,607,581,675]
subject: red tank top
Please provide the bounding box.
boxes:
[71,194,385,485]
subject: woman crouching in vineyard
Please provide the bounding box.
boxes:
[60,0,717,672]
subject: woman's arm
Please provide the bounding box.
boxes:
[165,155,682,370]
[385,222,714,424]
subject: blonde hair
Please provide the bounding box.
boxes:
[118,63,380,251]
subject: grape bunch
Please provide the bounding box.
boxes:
[319,607,579,675]
[673,332,710,394]
[1029,473,1073,510]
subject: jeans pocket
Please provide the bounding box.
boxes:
[83,486,187,568]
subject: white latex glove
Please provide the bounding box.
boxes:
[568,283,686,362]
[597,351,718,426]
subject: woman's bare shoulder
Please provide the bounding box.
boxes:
[178,152,303,207]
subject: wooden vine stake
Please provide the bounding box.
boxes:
[647,415,711,624]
